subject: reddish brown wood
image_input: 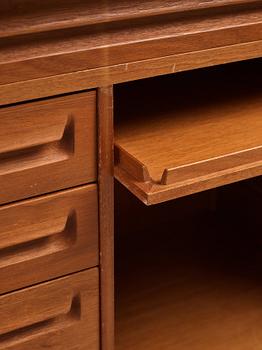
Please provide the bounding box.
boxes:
[0,269,99,350]
[0,184,98,294]
[0,3,261,350]
[0,0,258,39]
[0,91,96,205]
[0,1,261,89]
[115,184,262,350]
[1,40,262,106]
[98,87,114,350]
[115,60,262,204]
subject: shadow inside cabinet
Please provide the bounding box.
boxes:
[115,177,262,350]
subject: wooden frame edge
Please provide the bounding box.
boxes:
[98,86,114,350]
[1,40,262,106]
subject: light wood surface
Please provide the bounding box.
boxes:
[98,87,115,350]
[115,183,262,350]
[115,59,262,204]
[0,91,96,205]
[0,184,98,294]
[0,269,99,350]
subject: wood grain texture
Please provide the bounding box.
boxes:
[115,183,262,350]
[0,0,258,39]
[115,59,262,204]
[0,269,99,350]
[1,40,262,106]
[0,184,98,294]
[98,87,114,350]
[0,91,96,205]
[0,0,261,90]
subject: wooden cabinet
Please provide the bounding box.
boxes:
[0,87,100,348]
[0,1,262,350]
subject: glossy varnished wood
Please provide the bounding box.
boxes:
[0,269,99,350]
[0,0,261,107]
[1,0,258,39]
[115,59,262,204]
[1,2,262,350]
[98,87,114,350]
[0,91,96,204]
[1,40,262,106]
[0,184,98,294]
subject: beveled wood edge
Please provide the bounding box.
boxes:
[115,159,262,205]
[114,144,151,182]
[151,160,262,204]
[114,166,153,206]
[161,145,262,185]
[1,40,262,106]
[98,87,114,350]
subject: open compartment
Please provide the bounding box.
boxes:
[115,176,262,349]
[114,58,262,205]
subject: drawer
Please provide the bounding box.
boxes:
[0,269,99,350]
[0,91,96,205]
[0,184,98,294]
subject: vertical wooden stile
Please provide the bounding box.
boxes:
[98,86,114,350]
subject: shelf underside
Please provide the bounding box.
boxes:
[115,59,262,204]
[115,183,262,350]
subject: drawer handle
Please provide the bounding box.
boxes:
[0,210,77,268]
[0,117,74,176]
[0,294,81,348]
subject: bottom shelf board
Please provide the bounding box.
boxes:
[115,207,262,350]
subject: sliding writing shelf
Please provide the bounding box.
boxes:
[114,59,262,205]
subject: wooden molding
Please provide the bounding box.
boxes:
[0,0,261,105]
[0,40,262,106]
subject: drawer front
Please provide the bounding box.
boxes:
[0,184,98,294]
[0,269,99,350]
[0,91,96,205]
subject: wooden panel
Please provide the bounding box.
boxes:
[0,184,98,294]
[0,0,257,39]
[0,1,261,87]
[0,269,99,350]
[114,59,262,204]
[0,91,96,204]
[98,87,114,350]
[1,40,262,106]
[115,185,262,350]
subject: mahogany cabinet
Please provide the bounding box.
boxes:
[0,1,261,349]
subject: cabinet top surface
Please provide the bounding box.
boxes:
[0,0,262,105]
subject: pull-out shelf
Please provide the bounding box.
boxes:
[114,59,262,205]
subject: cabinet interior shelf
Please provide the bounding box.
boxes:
[115,180,262,350]
[114,59,262,205]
